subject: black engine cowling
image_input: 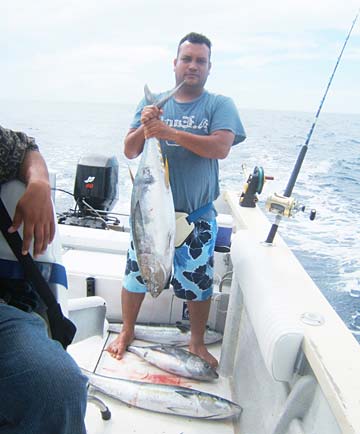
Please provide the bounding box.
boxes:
[74,154,119,213]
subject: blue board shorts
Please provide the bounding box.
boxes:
[123,218,218,301]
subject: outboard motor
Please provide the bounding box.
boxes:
[58,154,121,230]
[74,154,119,213]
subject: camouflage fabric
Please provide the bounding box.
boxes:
[0,125,39,184]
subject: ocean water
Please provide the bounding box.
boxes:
[1,100,359,340]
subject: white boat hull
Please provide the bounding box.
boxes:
[59,190,360,434]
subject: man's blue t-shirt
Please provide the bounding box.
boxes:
[130,90,246,219]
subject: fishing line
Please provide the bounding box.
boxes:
[265,9,360,244]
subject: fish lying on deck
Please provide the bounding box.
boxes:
[127,344,219,381]
[130,84,184,298]
[84,369,241,419]
[108,323,223,346]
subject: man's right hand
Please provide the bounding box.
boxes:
[140,105,162,125]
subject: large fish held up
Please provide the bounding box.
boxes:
[131,136,174,298]
[130,82,184,298]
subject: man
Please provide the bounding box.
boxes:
[0,125,87,434]
[108,32,246,368]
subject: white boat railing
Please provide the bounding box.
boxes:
[221,190,360,434]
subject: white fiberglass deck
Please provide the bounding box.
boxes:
[68,329,238,434]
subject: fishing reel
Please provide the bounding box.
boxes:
[240,166,273,208]
[265,192,316,220]
[239,165,316,220]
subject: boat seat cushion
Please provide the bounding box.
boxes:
[231,230,304,382]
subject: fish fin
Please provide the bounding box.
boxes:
[149,344,169,354]
[167,406,196,415]
[164,157,170,188]
[175,389,197,399]
[132,201,146,241]
[155,81,186,109]
[130,344,158,351]
[175,322,191,334]
[144,84,156,105]
[128,165,135,184]
[147,344,162,349]
[133,201,142,222]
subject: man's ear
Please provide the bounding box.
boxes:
[173,58,177,71]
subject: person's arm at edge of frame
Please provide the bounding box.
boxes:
[8,150,55,257]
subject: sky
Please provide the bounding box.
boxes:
[1,0,359,114]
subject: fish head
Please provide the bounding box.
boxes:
[186,356,219,381]
[198,393,242,419]
[138,253,171,298]
[175,389,242,419]
[148,284,163,298]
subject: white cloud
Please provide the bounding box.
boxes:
[0,0,359,112]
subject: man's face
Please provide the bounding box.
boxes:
[174,41,211,89]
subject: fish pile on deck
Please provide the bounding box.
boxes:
[84,323,241,419]
[84,368,241,420]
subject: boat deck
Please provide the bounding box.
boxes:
[68,329,238,434]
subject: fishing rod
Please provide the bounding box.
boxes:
[264,9,360,244]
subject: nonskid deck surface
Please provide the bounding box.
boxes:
[68,329,238,434]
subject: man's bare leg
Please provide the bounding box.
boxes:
[187,298,218,368]
[107,288,145,360]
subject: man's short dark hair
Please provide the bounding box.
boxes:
[177,32,212,58]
